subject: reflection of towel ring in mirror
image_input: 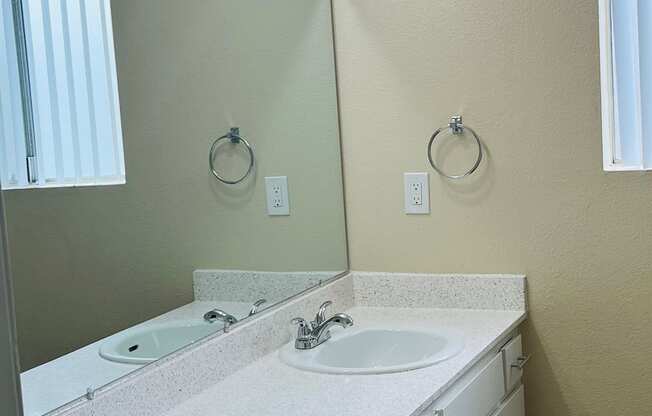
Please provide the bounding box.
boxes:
[209,127,254,184]
[427,116,483,179]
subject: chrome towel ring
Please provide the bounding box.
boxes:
[209,127,254,184]
[427,115,483,179]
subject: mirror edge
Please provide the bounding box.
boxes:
[6,1,351,413]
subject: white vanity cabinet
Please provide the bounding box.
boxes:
[491,385,524,416]
[420,333,527,416]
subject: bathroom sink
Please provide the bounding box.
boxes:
[279,327,464,374]
[99,320,219,364]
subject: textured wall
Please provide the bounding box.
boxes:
[6,0,346,370]
[333,1,652,415]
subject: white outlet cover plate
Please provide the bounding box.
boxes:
[265,176,290,216]
[404,172,430,214]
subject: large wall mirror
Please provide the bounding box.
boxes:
[0,1,347,414]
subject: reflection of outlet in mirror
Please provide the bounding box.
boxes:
[404,172,429,214]
[265,176,290,216]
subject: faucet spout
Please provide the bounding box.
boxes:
[203,309,238,332]
[314,313,354,345]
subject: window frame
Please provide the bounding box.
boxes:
[599,0,652,172]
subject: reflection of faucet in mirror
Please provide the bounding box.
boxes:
[248,298,267,317]
[290,301,354,350]
[203,309,238,332]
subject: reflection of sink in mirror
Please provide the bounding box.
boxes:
[18,301,251,416]
[99,320,219,364]
[279,327,464,375]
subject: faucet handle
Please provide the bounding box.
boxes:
[248,298,267,316]
[291,317,312,338]
[313,300,332,327]
[291,317,315,349]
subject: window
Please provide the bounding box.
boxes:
[0,0,125,190]
[599,0,652,171]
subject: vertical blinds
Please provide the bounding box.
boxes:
[0,0,124,189]
[609,0,652,169]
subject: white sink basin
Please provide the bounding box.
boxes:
[279,327,464,375]
[99,320,219,364]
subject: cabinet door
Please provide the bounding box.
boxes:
[433,353,506,416]
[492,384,525,416]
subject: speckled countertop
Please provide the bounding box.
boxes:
[163,306,526,416]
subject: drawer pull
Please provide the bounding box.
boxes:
[510,354,531,370]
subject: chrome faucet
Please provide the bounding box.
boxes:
[203,309,238,332]
[290,301,354,349]
[248,298,267,316]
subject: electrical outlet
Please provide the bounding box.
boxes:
[271,184,283,207]
[265,176,290,216]
[404,172,429,214]
[410,182,423,205]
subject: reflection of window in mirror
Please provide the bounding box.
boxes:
[0,0,125,190]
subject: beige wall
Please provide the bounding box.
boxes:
[333,1,652,415]
[6,0,346,370]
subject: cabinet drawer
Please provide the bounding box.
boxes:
[501,335,524,393]
[491,384,525,416]
[429,353,506,416]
